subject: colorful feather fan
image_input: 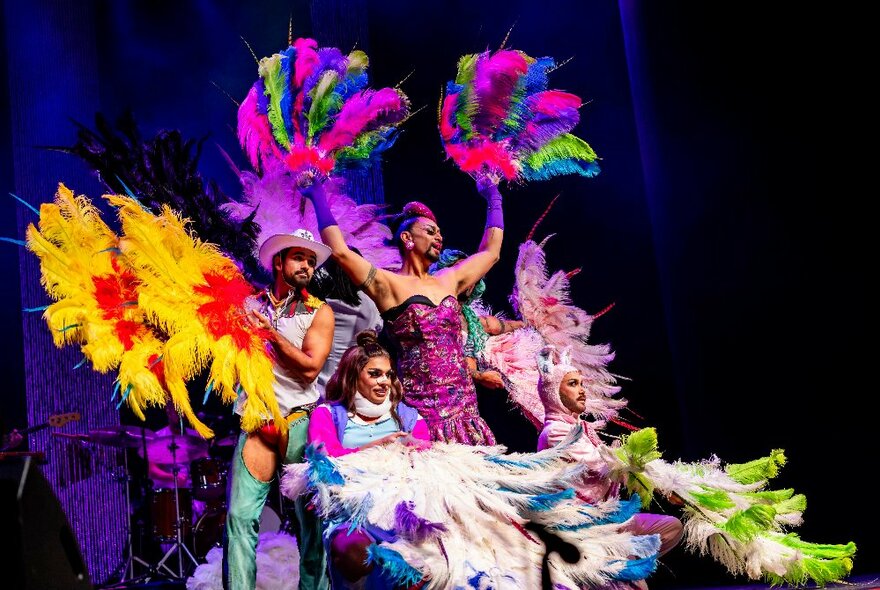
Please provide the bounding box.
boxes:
[477,229,624,429]
[26,184,171,421]
[238,38,411,180]
[604,427,856,587]
[109,194,280,436]
[439,48,600,183]
[26,184,281,437]
[282,429,661,589]
[511,234,623,422]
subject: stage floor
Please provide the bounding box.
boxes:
[676,574,880,590]
[95,573,880,590]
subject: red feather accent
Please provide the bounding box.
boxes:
[283,146,334,175]
[113,321,141,350]
[609,417,640,432]
[526,194,560,242]
[439,92,460,142]
[194,272,258,350]
[508,519,541,544]
[93,259,144,350]
[93,274,131,317]
[592,302,616,319]
[444,141,518,180]
[624,406,646,421]
[148,354,167,388]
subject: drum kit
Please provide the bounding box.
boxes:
[54,416,286,586]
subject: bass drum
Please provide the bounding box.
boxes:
[192,503,282,561]
[150,487,192,542]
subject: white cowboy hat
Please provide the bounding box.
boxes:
[258,229,332,271]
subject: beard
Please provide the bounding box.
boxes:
[425,246,441,263]
[283,268,311,290]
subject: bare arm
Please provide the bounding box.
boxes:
[467,356,505,390]
[253,304,334,383]
[479,315,525,335]
[301,181,397,309]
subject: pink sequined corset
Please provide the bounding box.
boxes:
[382,294,495,445]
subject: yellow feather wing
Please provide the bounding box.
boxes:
[110,194,280,435]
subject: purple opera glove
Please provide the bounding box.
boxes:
[477,176,504,231]
[301,180,338,229]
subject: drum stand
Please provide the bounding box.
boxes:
[152,429,200,579]
[116,447,153,582]
[99,430,156,589]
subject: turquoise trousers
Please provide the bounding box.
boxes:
[223,414,328,589]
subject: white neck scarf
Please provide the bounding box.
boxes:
[353,391,392,419]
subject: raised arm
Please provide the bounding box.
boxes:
[301,180,397,309]
[447,177,504,295]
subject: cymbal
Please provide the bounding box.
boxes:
[52,432,91,442]
[87,425,155,448]
[142,431,210,465]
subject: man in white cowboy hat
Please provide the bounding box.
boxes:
[224,229,335,590]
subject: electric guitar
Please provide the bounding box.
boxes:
[1,412,81,448]
[18,412,81,435]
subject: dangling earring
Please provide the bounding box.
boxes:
[405,241,415,251]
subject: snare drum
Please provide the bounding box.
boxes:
[190,457,227,501]
[150,487,192,542]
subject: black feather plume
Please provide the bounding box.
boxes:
[54,111,264,283]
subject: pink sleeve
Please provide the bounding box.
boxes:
[308,405,360,457]
[539,420,605,471]
[411,417,431,442]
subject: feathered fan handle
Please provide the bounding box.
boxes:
[439,47,600,185]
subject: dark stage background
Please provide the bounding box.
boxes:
[2,1,874,588]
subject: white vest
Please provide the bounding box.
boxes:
[236,299,321,417]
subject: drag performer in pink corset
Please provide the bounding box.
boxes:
[303,176,504,445]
